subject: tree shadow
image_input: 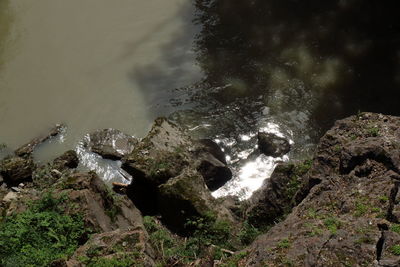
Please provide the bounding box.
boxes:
[126,1,202,121]
[192,0,400,137]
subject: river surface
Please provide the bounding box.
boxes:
[1,0,400,198]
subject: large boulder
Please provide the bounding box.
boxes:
[0,156,35,185]
[122,118,234,232]
[240,113,400,266]
[84,129,138,160]
[258,132,291,157]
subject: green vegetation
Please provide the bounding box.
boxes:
[238,221,261,245]
[220,251,249,267]
[323,218,339,235]
[367,126,379,137]
[391,224,400,234]
[0,192,91,267]
[277,238,291,249]
[78,253,141,267]
[144,213,253,265]
[354,201,368,217]
[390,245,400,256]
[379,195,389,203]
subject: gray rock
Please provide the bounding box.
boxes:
[257,132,291,157]
[85,129,138,160]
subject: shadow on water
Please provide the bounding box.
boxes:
[191,0,400,138]
[127,1,202,119]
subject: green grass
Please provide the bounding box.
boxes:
[277,238,291,249]
[391,224,400,234]
[390,245,400,256]
[0,192,91,267]
[324,217,341,235]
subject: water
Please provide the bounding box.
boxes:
[1,0,400,198]
[0,0,201,151]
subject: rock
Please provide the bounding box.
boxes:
[196,155,232,191]
[122,118,234,232]
[85,129,138,160]
[245,160,311,229]
[0,156,35,185]
[56,172,145,232]
[2,192,18,202]
[53,150,79,170]
[197,139,227,164]
[194,139,232,190]
[158,169,233,233]
[240,113,400,266]
[257,132,291,157]
[67,229,155,267]
[15,124,65,157]
[0,173,3,184]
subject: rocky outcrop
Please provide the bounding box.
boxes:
[84,129,138,160]
[122,118,234,233]
[241,113,400,266]
[258,132,291,157]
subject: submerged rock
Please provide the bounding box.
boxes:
[258,132,291,157]
[241,113,400,266]
[0,156,35,185]
[85,129,138,160]
[15,124,65,157]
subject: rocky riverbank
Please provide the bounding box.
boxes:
[1,112,400,266]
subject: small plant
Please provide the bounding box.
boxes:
[238,221,261,245]
[367,126,379,137]
[324,217,341,235]
[391,224,400,234]
[379,195,389,203]
[390,245,400,256]
[221,251,249,267]
[354,201,368,217]
[277,238,291,249]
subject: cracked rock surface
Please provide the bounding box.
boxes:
[242,113,400,266]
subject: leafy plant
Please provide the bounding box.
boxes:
[0,192,91,267]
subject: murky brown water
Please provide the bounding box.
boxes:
[0,0,200,156]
